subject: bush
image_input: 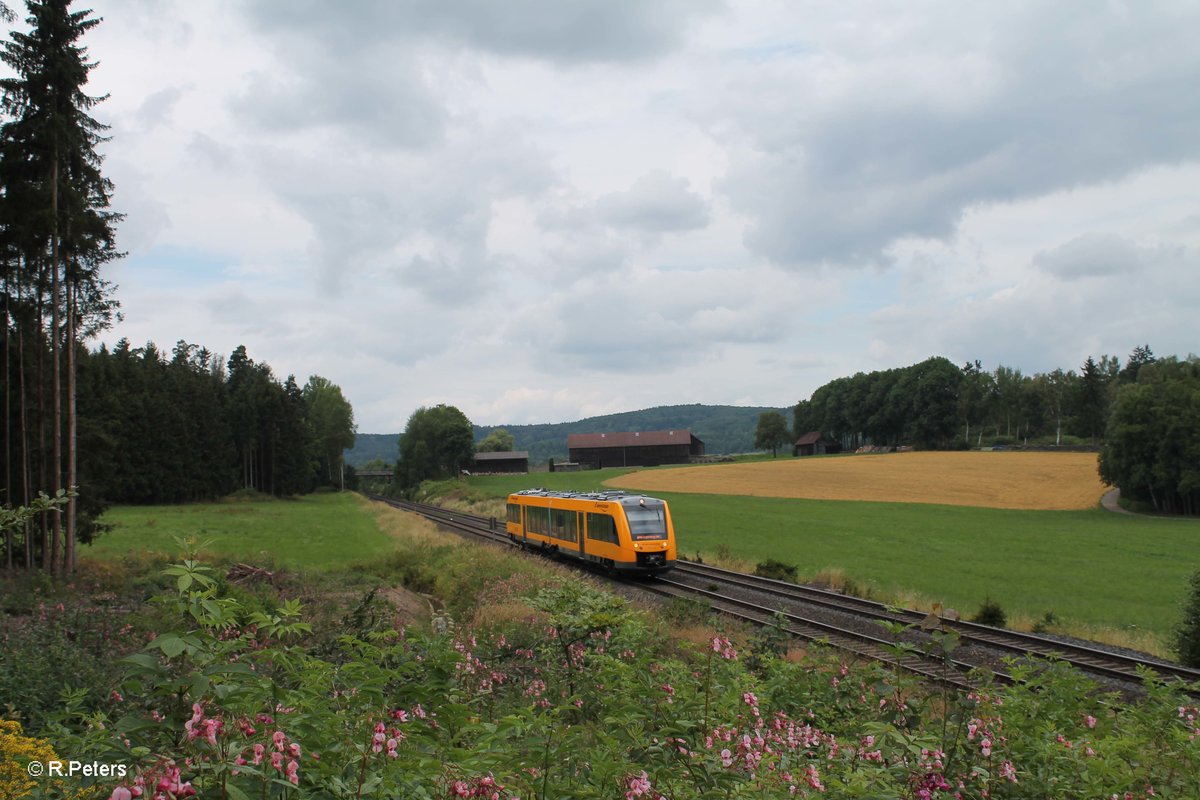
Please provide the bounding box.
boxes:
[972,597,1007,627]
[1175,570,1200,667]
[754,559,799,583]
[1032,611,1059,634]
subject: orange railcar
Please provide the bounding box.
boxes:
[505,489,676,574]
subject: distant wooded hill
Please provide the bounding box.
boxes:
[344,403,785,467]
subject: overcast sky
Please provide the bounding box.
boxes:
[22,0,1200,433]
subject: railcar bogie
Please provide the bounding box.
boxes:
[505,488,677,575]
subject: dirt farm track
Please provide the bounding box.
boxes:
[608,451,1107,511]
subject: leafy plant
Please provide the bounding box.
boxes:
[1175,570,1200,667]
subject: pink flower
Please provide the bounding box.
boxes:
[980,738,992,757]
[1086,714,1097,729]
[625,770,653,798]
[110,788,133,800]
[720,748,733,767]
[273,730,286,751]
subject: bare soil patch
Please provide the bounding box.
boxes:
[608,451,1106,510]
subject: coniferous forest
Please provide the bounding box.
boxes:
[0,3,356,573]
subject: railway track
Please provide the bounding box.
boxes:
[367,494,1200,694]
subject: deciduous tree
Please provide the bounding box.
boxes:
[1099,357,1200,516]
[754,411,790,457]
[303,375,355,487]
[477,427,515,453]
[396,404,474,490]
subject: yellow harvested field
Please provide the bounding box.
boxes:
[607,451,1107,510]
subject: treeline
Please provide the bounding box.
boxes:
[793,348,1158,451]
[82,340,354,500]
[2,338,357,565]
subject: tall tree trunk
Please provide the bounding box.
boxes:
[50,156,63,576]
[3,264,10,571]
[17,261,31,569]
[36,263,47,571]
[66,273,76,572]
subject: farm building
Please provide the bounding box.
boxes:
[472,450,530,474]
[567,430,705,469]
[794,431,841,457]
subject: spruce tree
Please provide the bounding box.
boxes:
[0,0,120,572]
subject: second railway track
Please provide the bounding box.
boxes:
[368,494,1200,696]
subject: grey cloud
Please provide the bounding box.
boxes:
[231,50,446,149]
[188,133,236,171]
[240,0,720,65]
[596,171,709,232]
[513,268,796,373]
[715,3,1200,268]
[1033,233,1144,279]
[134,86,184,129]
[250,126,554,300]
[869,241,1199,374]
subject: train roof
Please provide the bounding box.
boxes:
[509,488,662,503]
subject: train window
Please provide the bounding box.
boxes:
[526,506,549,535]
[550,509,578,542]
[586,512,619,545]
[625,503,667,540]
[506,503,522,524]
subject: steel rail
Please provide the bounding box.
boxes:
[366,494,1200,694]
[674,561,1200,688]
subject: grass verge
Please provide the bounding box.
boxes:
[457,470,1199,658]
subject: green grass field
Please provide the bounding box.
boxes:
[466,470,1200,648]
[85,492,394,569]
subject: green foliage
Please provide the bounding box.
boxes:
[973,597,1008,627]
[395,404,475,490]
[0,598,132,731]
[303,375,357,486]
[753,558,798,583]
[72,340,354,505]
[15,550,1200,799]
[476,427,516,453]
[661,596,710,627]
[753,411,791,456]
[1175,570,1200,667]
[1032,610,1060,634]
[1100,356,1200,515]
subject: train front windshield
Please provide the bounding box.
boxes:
[625,502,668,540]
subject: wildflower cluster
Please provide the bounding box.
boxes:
[15,561,1200,800]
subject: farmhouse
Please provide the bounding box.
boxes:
[567,430,705,469]
[472,450,530,474]
[794,431,841,457]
